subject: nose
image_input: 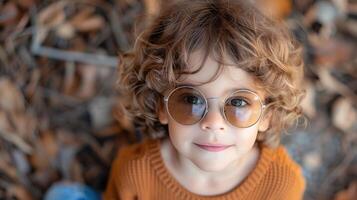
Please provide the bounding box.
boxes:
[200,100,227,132]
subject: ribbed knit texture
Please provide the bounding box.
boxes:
[104,139,305,200]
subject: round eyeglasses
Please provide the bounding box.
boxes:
[163,86,266,128]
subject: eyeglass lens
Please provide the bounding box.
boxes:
[166,87,263,128]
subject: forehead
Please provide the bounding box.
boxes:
[178,50,264,97]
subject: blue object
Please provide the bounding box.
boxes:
[44,182,101,200]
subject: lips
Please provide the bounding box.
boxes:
[194,143,233,152]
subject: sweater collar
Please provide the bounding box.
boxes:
[147,139,275,200]
[148,140,274,200]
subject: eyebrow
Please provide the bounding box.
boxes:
[176,83,258,94]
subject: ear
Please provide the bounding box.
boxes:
[157,102,168,125]
[258,111,271,132]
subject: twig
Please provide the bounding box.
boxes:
[0,45,10,67]
[0,131,32,154]
[31,46,118,67]
[109,8,130,51]
[121,1,143,25]
[39,86,83,105]
[29,4,119,68]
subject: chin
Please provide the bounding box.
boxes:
[192,160,231,172]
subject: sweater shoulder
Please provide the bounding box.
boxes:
[272,145,303,172]
[109,139,157,184]
[114,139,157,165]
[104,140,157,199]
[267,145,306,198]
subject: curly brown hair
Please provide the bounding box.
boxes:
[118,0,306,148]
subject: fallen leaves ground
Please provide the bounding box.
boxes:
[0,0,356,199]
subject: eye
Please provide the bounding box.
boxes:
[182,94,204,105]
[229,98,248,107]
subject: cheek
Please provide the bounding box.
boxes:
[167,121,196,147]
[232,126,259,147]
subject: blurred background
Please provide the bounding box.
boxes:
[0,0,356,199]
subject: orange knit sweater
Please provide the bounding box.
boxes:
[104,139,305,200]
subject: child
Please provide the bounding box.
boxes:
[104,0,306,199]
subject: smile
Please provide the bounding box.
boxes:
[194,143,233,152]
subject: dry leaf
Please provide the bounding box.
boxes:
[0,79,37,140]
[301,81,316,118]
[144,0,161,17]
[0,130,32,154]
[38,1,65,28]
[0,78,25,113]
[100,142,115,163]
[255,0,292,20]
[25,68,41,99]
[81,134,107,164]
[339,18,357,38]
[113,99,134,132]
[63,62,78,96]
[303,151,321,171]
[29,131,57,171]
[0,111,33,154]
[36,0,67,44]
[348,2,357,13]
[74,16,105,32]
[56,22,75,39]
[317,68,350,95]
[29,148,50,171]
[332,97,357,132]
[0,110,15,134]
[334,181,357,200]
[9,112,37,139]
[89,97,114,130]
[56,129,82,147]
[69,7,95,25]
[40,130,59,159]
[77,64,97,99]
[16,0,36,9]
[313,38,353,66]
[332,0,348,14]
[31,168,60,190]
[0,2,19,26]
[70,7,105,32]
[94,124,124,138]
[70,159,84,182]
[7,184,33,200]
[0,157,18,182]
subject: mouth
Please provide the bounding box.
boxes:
[194,143,234,152]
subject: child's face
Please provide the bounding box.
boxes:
[158,49,270,172]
